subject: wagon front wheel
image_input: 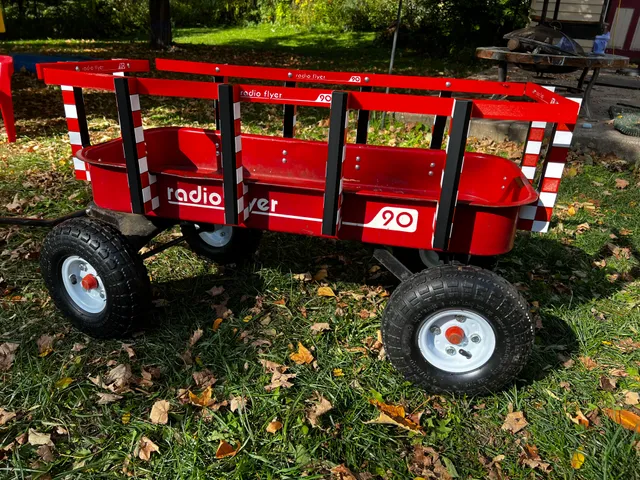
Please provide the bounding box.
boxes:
[40,217,151,338]
[381,265,534,395]
[181,223,261,264]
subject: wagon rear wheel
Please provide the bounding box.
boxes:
[180,223,262,265]
[40,217,151,338]
[381,265,534,395]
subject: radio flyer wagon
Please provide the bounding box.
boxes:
[2,58,580,394]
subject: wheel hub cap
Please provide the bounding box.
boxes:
[198,224,233,248]
[416,308,496,373]
[61,255,107,314]
[81,273,98,290]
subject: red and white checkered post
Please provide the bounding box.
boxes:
[233,90,250,223]
[519,86,555,183]
[129,92,159,213]
[518,97,581,233]
[61,85,90,181]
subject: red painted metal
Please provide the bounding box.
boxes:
[38,58,582,257]
[0,56,16,143]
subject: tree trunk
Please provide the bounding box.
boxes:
[150,0,171,49]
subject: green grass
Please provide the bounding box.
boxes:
[1,32,640,479]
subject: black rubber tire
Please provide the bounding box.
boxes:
[181,224,262,265]
[40,217,151,339]
[393,247,497,272]
[381,265,534,395]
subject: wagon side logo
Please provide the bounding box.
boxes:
[344,206,418,233]
[348,75,362,83]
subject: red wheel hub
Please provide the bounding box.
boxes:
[445,326,465,345]
[81,274,98,290]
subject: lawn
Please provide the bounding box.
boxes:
[1,27,640,479]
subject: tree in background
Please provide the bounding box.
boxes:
[150,0,171,49]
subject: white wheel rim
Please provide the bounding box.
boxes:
[61,255,107,314]
[198,225,233,248]
[416,308,496,373]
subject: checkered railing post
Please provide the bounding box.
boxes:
[517,96,581,233]
[114,76,159,215]
[61,85,91,181]
[322,91,349,236]
[519,86,554,183]
[218,84,249,225]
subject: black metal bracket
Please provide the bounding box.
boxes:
[0,209,87,227]
[373,248,412,281]
[356,86,372,144]
[432,100,473,251]
[140,235,186,259]
[322,91,349,236]
[73,87,91,148]
[213,75,224,130]
[114,77,144,215]
[283,81,296,138]
[429,91,452,150]
[218,83,240,225]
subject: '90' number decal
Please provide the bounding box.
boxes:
[363,207,418,232]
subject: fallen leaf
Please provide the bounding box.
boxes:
[604,408,640,432]
[317,286,336,297]
[229,395,247,412]
[212,318,223,331]
[121,412,131,424]
[519,444,551,472]
[96,392,123,405]
[28,430,53,447]
[571,451,585,469]
[579,356,598,370]
[306,392,333,427]
[623,391,640,405]
[331,464,358,480]
[266,419,283,433]
[206,286,225,297]
[121,344,135,359]
[576,222,590,234]
[188,386,216,407]
[104,363,133,393]
[150,400,170,425]
[313,269,328,281]
[599,376,617,392]
[567,205,576,216]
[189,329,204,347]
[215,440,240,459]
[290,342,314,365]
[479,454,505,480]
[570,408,589,428]
[409,445,452,479]
[54,377,73,390]
[615,337,640,352]
[310,322,330,334]
[501,411,528,434]
[333,368,344,377]
[0,342,19,371]
[37,335,55,357]
[71,343,86,352]
[136,436,159,462]
[293,272,312,282]
[37,444,55,463]
[265,370,296,392]
[0,408,16,425]
[610,368,628,377]
[192,369,217,388]
[365,399,424,434]
[615,178,629,189]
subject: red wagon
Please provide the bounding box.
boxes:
[4,58,580,394]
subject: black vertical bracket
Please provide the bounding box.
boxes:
[283,81,297,138]
[73,87,91,148]
[430,91,452,150]
[114,77,144,215]
[356,86,372,144]
[218,83,239,225]
[322,91,349,237]
[432,100,473,251]
[213,75,224,130]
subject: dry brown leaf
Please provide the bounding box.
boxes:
[479,454,505,480]
[206,286,225,297]
[121,343,135,359]
[501,411,528,434]
[266,419,283,433]
[570,408,589,428]
[0,342,19,371]
[36,335,55,357]
[215,440,240,459]
[27,429,53,447]
[610,368,628,377]
[229,395,247,412]
[293,272,312,282]
[104,363,133,393]
[212,318,223,332]
[290,342,314,365]
[136,436,159,461]
[306,392,333,427]
[259,359,285,373]
[150,400,170,425]
[365,399,424,434]
[623,391,640,405]
[519,444,551,472]
[189,329,204,347]
[615,178,629,189]
[192,369,217,388]
[36,444,55,463]
[310,322,330,334]
[71,343,86,352]
[604,408,640,432]
[409,445,452,479]
[599,376,617,392]
[616,337,640,352]
[317,286,336,297]
[579,356,598,370]
[96,392,123,405]
[265,371,296,392]
[330,464,358,480]
[188,386,216,407]
[0,408,16,426]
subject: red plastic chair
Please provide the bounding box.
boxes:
[0,56,16,143]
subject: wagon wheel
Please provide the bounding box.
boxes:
[393,247,498,271]
[180,223,262,265]
[381,265,534,395]
[40,217,151,338]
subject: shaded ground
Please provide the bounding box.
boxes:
[0,27,639,480]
